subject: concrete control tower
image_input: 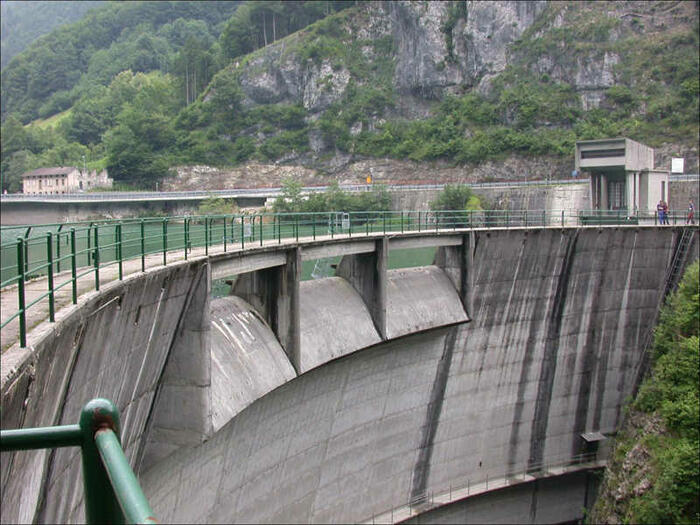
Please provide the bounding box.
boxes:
[576,137,669,214]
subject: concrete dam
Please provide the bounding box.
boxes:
[1,226,697,523]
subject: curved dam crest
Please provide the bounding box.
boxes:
[0,226,697,524]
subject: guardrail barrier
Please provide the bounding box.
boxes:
[1,208,693,348]
[0,398,157,524]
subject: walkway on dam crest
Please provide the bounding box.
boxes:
[0,223,691,382]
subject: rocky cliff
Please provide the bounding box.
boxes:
[180,0,698,184]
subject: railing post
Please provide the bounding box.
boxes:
[295,215,299,242]
[400,211,404,233]
[116,223,123,280]
[79,399,125,524]
[436,212,439,232]
[543,210,546,227]
[56,225,63,273]
[46,233,55,322]
[313,215,316,240]
[71,228,78,304]
[418,211,422,232]
[23,227,31,275]
[524,210,528,227]
[140,220,145,272]
[331,213,334,238]
[184,218,189,260]
[93,227,100,291]
[260,215,264,246]
[162,218,167,266]
[382,211,386,234]
[278,215,282,243]
[16,238,27,348]
[87,224,92,267]
[562,209,565,227]
[241,216,245,250]
[205,218,209,255]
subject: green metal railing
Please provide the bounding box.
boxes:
[0,398,157,524]
[0,208,685,348]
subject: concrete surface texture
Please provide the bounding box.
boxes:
[404,470,601,524]
[209,295,296,431]
[1,260,210,524]
[138,227,693,523]
[1,226,697,524]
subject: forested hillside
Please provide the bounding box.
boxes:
[1,1,697,192]
[0,1,104,70]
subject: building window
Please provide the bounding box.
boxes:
[581,148,625,159]
[608,181,626,210]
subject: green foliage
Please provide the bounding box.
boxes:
[613,261,700,524]
[198,196,238,215]
[431,184,478,211]
[1,1,237,122]
[273,178,390,214]
[220,1,354,61]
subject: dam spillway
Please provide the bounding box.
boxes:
[1,226,697,523]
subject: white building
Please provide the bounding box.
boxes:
[575,138,670,214]
[21,167,113,194]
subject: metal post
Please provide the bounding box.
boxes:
[400,211,404,233]
[382,212,386,234]
[331,213,334,238]
[140,220,145,272]
[223,218,227,253]
[116,223,123,280]
[79,399,125,524]
[313,216,316,240]
[71,228,78,304]
[295,215,299,242]
[524,210,528,227]
[86,224,93,267]
[418,211,422,232]
[162,219,167,266]
[260,215,263,246]
[241,216,245,250]
[543,210,546,227]
[205,218,209,255]
[184,218,189,260]
[436,212,439,232]
[46,233,55,322]
[56,225,64,273]
[23,227,31,275]
[17,238,27,348]
[278,216,282,243]
[93,227,100,291]
[562,209,565,227]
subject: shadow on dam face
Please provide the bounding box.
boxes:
[1,227,697,524]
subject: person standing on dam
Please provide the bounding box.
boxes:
[687,199,695,224]
[657,199,667,225]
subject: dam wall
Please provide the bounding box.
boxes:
[0,259,211,523]
[137,228,695,523]
[1,227,697,523]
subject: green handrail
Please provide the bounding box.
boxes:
[0,398,157,524]
[1,209,677,349]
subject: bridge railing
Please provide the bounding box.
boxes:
[0,398,156,524]
[1,209,691,348]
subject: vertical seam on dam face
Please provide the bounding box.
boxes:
[528,231,578,472]
[507,236,559,474]
[410,325,459,502]
[570,234,616,456]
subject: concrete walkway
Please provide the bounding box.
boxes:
[0,235,308,354]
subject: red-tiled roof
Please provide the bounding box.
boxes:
[22,167,77,177]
